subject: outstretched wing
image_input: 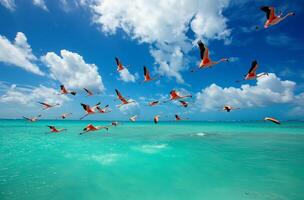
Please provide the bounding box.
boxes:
[115,89,123,99]
[261,6,275,20]
[248,60,258,74]
[23,116,31,121]
[84,88,93,95]
[81,103,89,111]
[115,57,121,66]
[38,102,50,107]
[115,89,128,104]
[144,66,150,77]
[92,102,101,110]
[60,85,68,93]
[197,40,206,59]
[179,100,188,107]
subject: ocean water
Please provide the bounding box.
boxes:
[0,120,304,200]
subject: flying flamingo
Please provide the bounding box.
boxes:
[115,57,126,72]
[237,60,268,82]
[264,117,281,125]
[96,104,111,113]
[115,89,135,107]
[179,100,189,108]
[220,105,240,112]
[175,114,188,121]
[129,115,137,122]
[164,90,192,102]
[154,115,160,124]
[60,112,72,119]
[111,121,119,126]
[38,102,59,110]
[143,66,159,82]
[148,100,160,106]
[261,6,295,28]
[80,124,110,135]
[83,88,94,96]
[59,85,76,96]
[191,40,228,72]
[80,102,101,120]
[47,126,67,133]
[23,114,42,122]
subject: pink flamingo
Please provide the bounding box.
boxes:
[143,66,159,82]
[23,114,42,122]
[154,115,160,124]
[261,6,295,28]
[115,89,135,107]
[80,102,101,120]
[80,124,110,135]
[38,102,59,110]
[191,40,228,72]
[59,85,76,95]
[47,126,66,133]
[164,90,192,103]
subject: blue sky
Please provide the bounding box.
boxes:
[0,0,303,121]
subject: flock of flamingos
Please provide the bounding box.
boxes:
[22,6,295,134]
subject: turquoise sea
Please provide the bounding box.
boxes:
[0,120,304,200]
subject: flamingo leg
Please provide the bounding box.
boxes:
[80,113,89,120]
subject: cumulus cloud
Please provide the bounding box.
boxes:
[41,49,105,91]
[0,0,15,11]
[0,32,44,75]
[32,0,48,11]
[0,84,69,106]
[87,0,231,83]
[118,68,137,83]
[195,73,302,111]
[117,101,140,116]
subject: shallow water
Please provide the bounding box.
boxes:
[0,120,304,200]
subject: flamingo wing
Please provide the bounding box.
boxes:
[87,124,97,130]
[84,88,93,96]
[248,60,258,74]
[38,102,50,107]
[115,89,123,99]
[265,117,281,124]
[115,89,128,104]
[80,103,90,111]
[115,57,121,66]
[261,6,275,20]
[197,40,209,59]
[60,85,68,94]
[179,100,188,107]
[47,126,58,132]
[143,66,151,80]
[149,101,159,106]
[92,102,101,110]
[197,40,205,59]
[23,116,31,121]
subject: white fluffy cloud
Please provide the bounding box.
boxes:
[195,73,302,111]
[118,101,140,116]
[0,0,15,11]
[32,0,48,11]
[0,32,44,75]
[0,84,69,106]
[118,68,136,83]
[41,49,105,91]
[87,0,231,83]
